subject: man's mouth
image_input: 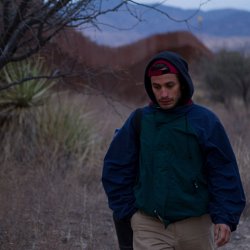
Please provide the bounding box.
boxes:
[159,99,173,105]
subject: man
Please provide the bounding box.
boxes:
[102,51,246,250]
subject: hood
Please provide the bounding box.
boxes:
[144,51,194,105]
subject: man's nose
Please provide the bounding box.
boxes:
[160,88,169,98]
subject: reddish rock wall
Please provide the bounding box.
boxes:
[42,28,212,103]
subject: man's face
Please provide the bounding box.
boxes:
[151,74,182,110]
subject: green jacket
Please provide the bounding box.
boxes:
[134,108,209,226]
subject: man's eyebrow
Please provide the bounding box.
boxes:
[152,81,175,84]
[151,82,162,86]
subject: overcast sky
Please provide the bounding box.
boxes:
[136,0,250,11]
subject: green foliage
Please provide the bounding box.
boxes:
[38,96,97,163]
[0,56,99,172]
[202,50,250,110]
[0,56,56,125]
[0,92,100,176]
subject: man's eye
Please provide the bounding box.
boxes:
[153,85,161,90]
[167,82,175,88]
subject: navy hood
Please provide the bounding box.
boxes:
[144,51,194,105]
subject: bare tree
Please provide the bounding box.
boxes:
[0,0,208,94]
[0,0,128,71]
[0,0,206,70]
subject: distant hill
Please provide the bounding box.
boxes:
[53,30,211,69]
[81,1,250,51]
[44,29,212,104]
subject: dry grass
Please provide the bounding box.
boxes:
[233,137,250,217]
[0,91,121,250]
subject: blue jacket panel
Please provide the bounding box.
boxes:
[187,104,246,231]
[102,110,140,220]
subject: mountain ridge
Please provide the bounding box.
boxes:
[81,2,250,50]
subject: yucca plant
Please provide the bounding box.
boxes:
[0,56,58,163]
[0,56,57,127]
[38,95,97,165]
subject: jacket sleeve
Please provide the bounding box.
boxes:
[203,117,246,231]
[102,110,140,220]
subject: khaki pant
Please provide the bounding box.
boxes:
[131,211,215,250]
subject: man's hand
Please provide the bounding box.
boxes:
[214,224,231,247]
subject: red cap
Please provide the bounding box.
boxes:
[147,60,178,76]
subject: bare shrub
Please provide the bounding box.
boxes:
[201,50,250,111]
